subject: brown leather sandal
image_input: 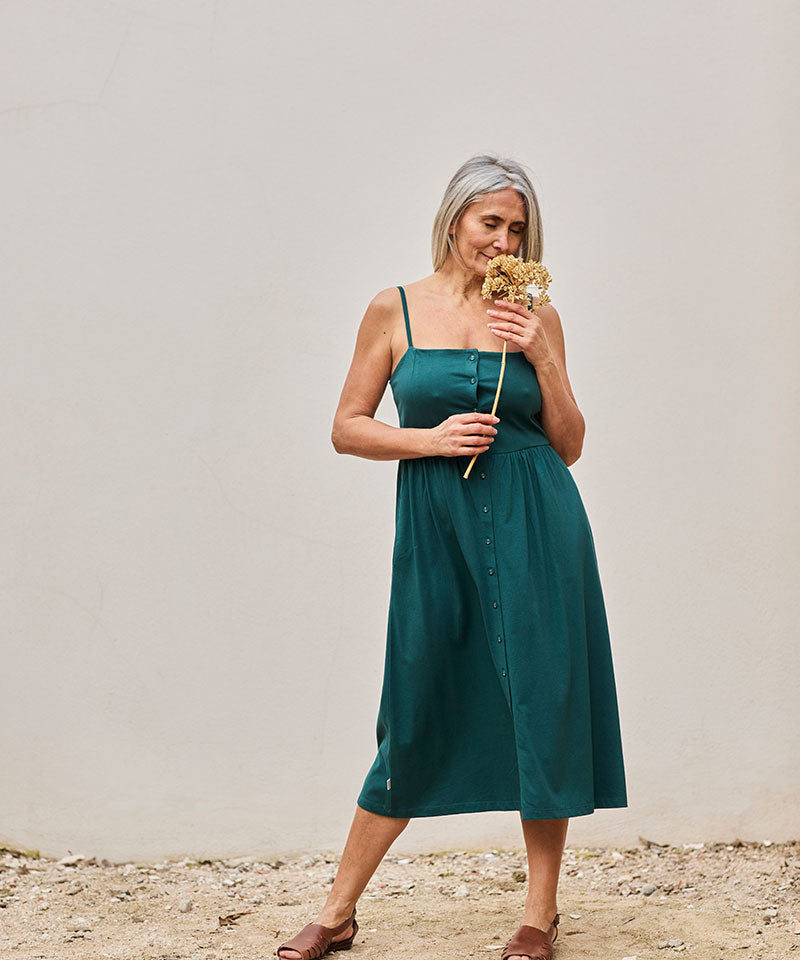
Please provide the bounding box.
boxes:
[501,912,559,960]
[276,906,358,960]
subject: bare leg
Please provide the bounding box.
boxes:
[505,816,569,960]
[277,804,410,959]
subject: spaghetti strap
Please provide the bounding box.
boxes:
[397,286,413,348]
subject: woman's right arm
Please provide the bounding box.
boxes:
[331,289,500,462]
[331,288,433,461]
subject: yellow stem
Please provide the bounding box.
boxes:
[463,340,508,479]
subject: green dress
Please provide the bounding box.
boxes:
[356,286,628,820]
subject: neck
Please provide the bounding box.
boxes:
[433,256,488,304]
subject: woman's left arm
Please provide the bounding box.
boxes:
[533,304,585,465]
[487,299,585,465]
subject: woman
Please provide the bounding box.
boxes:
[276,154,628,960]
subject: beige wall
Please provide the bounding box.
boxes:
[1,0,797,861]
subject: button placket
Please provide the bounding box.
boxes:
[476,464,511,696]
[468,351,478,410]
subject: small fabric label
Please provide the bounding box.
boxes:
[386,778,391,790]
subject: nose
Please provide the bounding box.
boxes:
[495,230,513,252]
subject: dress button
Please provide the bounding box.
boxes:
[470,376,476,383]
[492,601,498,608]
[501,669,507,677]
[482,505,489,513]
[488,567,495,575]
[468,353,475,361]
[497,635,502,643]
[485,537,491,545]
[480,472,486,479]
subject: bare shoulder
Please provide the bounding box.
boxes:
[367,284,402,314]
[357,286,402,341]
[531,297,561,325]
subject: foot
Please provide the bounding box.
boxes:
[504,907,558,960]
[276,906,356,960]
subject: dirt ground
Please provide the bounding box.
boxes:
[0,837,798,959]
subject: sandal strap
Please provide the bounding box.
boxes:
[501,913,559,960]
[276,907,356,960]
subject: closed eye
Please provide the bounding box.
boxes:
[485,220,524,234]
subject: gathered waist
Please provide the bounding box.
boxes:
[481,437,551,456]
[403,438,553,468]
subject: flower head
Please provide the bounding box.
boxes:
[481,253,552,308]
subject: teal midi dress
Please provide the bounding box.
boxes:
[356,286,628,820]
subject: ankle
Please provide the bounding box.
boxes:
[522,900,558,924]
[318,898,356,925]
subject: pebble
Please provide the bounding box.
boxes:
[0,839,796,953]
[57,855,87,867]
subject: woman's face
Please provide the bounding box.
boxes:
[450,187,527,274]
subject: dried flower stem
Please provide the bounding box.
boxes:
[462,254,552,480]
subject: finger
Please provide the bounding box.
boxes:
[459,419,495,433]
[486,310,525,325]
[463,438,493,449]
[488,326,521,341]
[460,427,494,440]
[464,427,497,438]
[493,299,528,313]
[458,412,500,423]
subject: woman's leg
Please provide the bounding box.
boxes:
[277,804,410,959]
[505,816,569,960]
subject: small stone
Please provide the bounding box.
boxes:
[178,898,193,913]
[58,855,87,867]
[641,883,657,895]
[453,883,468,898]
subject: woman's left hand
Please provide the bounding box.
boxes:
[486,299,554,367]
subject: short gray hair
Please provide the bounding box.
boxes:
[431,154,543,271]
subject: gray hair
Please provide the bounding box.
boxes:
[431,154,543,271]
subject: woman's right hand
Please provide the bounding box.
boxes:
[428,413,500,457]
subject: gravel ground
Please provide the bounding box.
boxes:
[0,837,798,959]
